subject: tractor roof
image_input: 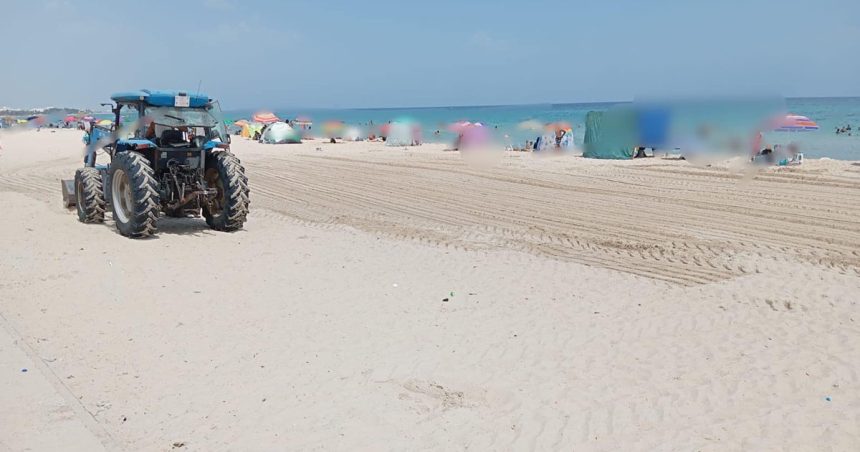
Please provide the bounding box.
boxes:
[110,90,210,108]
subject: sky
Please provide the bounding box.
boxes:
[1,0,858,110]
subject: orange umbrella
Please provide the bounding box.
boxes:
[545,121,572,132]
[234,119,249,127]
[252,112,280,124]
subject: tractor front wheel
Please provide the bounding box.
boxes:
[203,152,249,231]
[74,167,105,223]
[109,151,160,238]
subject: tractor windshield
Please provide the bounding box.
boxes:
[144,105,227,140]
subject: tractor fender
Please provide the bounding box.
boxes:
[116,139,157,153]
[203,139,229,151]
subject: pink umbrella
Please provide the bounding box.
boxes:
[64,115,77,122]
[460,124,490,148]
[448,121,474,133]
[252,112,280,124]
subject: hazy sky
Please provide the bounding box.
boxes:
[2,0,858,109]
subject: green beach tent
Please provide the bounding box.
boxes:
[583,110,637,159]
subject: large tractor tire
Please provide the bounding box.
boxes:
[203,152,250,231]
[74,167,105,223]
[108,151,160,238]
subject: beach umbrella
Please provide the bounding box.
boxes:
[517,119,543,131]
[770,114,819,132]
[545,121,573,132]
[448,121,475,133]
[27,115,46,126]
[234,119,249,127]
[386,122,419,146]
[322,120,345,137]
[64,115,77,122]
[378,123,391,137]
[252,111,280,124]
[460,123,490,148]
[82,115,95,122]
[97,119,113,127]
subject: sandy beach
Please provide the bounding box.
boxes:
[1,129,859,450]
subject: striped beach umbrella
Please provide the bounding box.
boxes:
[771,114,819,132]
[252,112,280,124]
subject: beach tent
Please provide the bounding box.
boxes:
[241,122,263,139]
[583,110,637,159]
[261,122,302,144]
[386,120,421,146]
[344,126,363,141]
[637,107,670,149]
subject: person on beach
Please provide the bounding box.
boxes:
[145,121,157,140]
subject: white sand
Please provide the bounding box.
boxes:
[1,129,859,450]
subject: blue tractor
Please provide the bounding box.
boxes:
[66,90,249,237]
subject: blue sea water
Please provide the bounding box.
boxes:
[224,97,860,160]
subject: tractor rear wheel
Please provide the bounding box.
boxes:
[109,151,160,238]
[74,167,105,223]
[203,152,249,231]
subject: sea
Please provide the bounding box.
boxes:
[222,97,860,161]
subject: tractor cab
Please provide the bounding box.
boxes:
[109,89,228,152]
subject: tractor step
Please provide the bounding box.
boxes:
[61,179,76,207]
